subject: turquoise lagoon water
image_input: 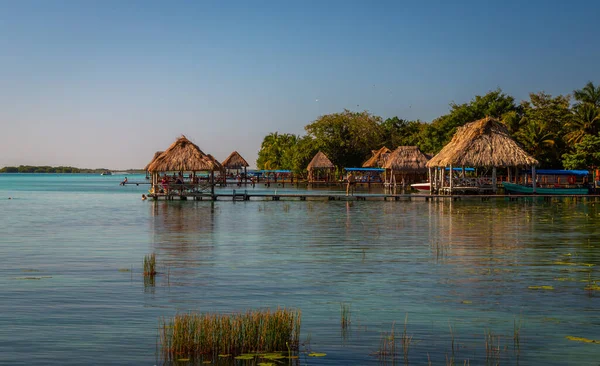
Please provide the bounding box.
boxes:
[1,173,599,365]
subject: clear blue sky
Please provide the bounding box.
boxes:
[1,0,598,169]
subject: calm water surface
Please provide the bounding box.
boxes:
[1,174,599,365]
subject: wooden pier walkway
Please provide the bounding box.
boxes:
[147,191,600,202]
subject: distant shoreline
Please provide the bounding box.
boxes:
[0,165,144,174]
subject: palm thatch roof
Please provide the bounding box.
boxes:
[222,151,249,169]
[383,146,430,172]
[147,135,219,172]
[307,151,334,170]
[362,146,391,168]
[144,151,164,171]
[427,117,538,168]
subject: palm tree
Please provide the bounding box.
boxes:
[574,81,600,107]
[566,103,600,144]
[516,120,556,159]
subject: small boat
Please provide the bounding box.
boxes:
[502,182,588,195]
[101,171,112,176]
[502,170,590,195]
[411,182,431,191]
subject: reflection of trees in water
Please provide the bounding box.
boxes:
[149,201,216,271]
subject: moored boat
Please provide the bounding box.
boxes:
[101,171,112,176]
[503,169,590,195]
[410,182,431,191]
[502,182,588,195]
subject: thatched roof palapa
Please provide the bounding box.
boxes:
[362,146,391,168]
[307,151,334,170]
[427,117,538,168]
[144,151,164,171]
[147,135,219,172]
[383,146,430,172]
[222,151,249,169]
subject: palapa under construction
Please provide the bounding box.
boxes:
[384,146,430,172]
[222,151,249,169]
[147,135,220,172]
[362,146,391,168]
[427,117,538,168]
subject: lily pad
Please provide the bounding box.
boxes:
[262,353,285,360]
[461,300,472,304]
[177,358,190,362]
[584,284,600,291]
[118,268,131,272]
[308,352,327,357]
[258,363,275,366]
[566,336,599,344]
[218,354,231,358]
[234,355,254,360]
[528,285,554,290]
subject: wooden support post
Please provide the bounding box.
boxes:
[492,167,497,194]
[211,171,215,200]
[449,165,453,195]
[532,165,537,194]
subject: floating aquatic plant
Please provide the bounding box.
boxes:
[565,336,599,344]
[528,285,554,290]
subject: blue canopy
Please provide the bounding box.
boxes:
[444,167,475,171]
[535,169,589,176]
[344,167,385,172]
[257,170,292,173]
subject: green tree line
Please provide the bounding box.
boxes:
[0,165,109,173]
[257,82,600,175]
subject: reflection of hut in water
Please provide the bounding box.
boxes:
[383,146,430,188]
[222,151,249,184]
[146,135,221,199]
[307,151,335,183]
[149,201,216,269]
[427,117,538,194]
[362,146,391,168]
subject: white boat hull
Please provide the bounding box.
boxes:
[411,183,430,191]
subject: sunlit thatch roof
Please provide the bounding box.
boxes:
[383,146,430,172]
[222,151,249,169]
[147,135,219,172]
[144,151,163,171]
[362,146,391,168]
[427,117,538,168]
[307,151,334,170]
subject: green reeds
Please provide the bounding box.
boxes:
[159,307,301,362]
[340,302,351,329]
[377,322,396,362]
[513,317,522,352]
[401,314,412,365]
[143,252,157,276]
[484,329,500,366]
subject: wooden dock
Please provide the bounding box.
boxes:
[147,191,600,202]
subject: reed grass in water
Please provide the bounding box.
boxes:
[340,302,351,329]
[159,307,301,361]
[143,253,156,276]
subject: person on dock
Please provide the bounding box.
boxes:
[120,177,128,186]
[346,172,356,196]
[141,194,147,201]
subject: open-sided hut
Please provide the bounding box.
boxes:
[144,151,164,172]
[383,146,430,187]
[222,151,249,179]
[307,151,335,182]
[426,117,538,194]
[146,135,220,198]
[362,147,391,168]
